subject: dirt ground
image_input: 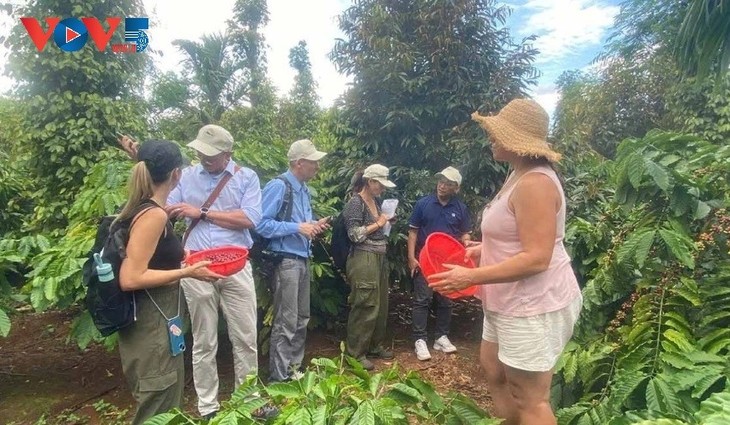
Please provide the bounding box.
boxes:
[0,291,490,424]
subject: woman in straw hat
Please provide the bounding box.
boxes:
[429,99,582,425]
[342,164,397,371]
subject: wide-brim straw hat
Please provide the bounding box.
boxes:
[471,98,561,163]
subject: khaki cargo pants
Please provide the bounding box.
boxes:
[346,249,389,358]
[118,285,185,425]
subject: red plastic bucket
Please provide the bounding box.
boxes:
[418,232,477,299]
[186,246,249,277]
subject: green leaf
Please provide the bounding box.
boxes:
[285,407,313,425]
[617,229,655,267]
[450,396,491,424]
[663,329,695,353]
[0,308,10,337]
[387,383,421,404]
[141,412,181,424]
[659,229,695,269]
[312,405,327,425]
[645,160,671,191]
[646,375,682,414]
[408,378,445,411]
[694,200,711,219]
[266,382,302,399]
[627,153,645,189]
[696,389,730,424]
[350,400,375,425]
[609,370,649,410]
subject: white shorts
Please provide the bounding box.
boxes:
[482,296,582,372]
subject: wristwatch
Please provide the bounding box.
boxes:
[200,207,209,221]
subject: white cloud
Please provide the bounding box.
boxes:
[516,0,619,63]
[534,90,560,121]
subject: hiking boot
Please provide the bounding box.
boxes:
[202,411,218,421]
[356,356,375,370]
[367,347,395,360]
[415,339,431,361]
[433,335,457,353]
[253,404,280,420]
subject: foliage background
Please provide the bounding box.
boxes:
[1,0,729,423]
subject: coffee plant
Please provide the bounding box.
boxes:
[145,351,500,425]
[554,131,730,424]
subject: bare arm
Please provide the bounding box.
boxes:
[429,173,560,289]
[120,208,222,291]
[407,228,419,275]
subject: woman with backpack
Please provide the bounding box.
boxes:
[342,164,397,370]
[116,139,222,424]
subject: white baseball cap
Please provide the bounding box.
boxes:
[187,125,234,156]
[435,166,462,186]
[363,164,396,188]
[287,139,327,161]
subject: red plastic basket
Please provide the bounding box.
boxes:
[419,232,478,299]
[186,246,249,277]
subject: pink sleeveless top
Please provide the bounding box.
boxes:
[479,165,580,316]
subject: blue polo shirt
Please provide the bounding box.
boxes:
[409,194,471,255]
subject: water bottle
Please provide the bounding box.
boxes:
[94,252,114,283]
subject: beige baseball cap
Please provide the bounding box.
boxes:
[435,166,462,186]
[187,124,234,156]
[287,139,327,161]
[363,164,396,188]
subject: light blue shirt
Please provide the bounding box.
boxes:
[168,160,262,251]
[255,170,313,258]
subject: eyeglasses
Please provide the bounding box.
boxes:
[196,151,227,161]
[437,180,458,188]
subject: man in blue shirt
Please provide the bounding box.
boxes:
[407,167,471,361]
[166,125,262,419]
[256,139,329,382]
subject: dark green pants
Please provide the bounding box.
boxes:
[118,285,185,425]
[346,249,389,358]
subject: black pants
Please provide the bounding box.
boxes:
[412,270,452,342]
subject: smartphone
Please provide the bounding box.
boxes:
[167,316,186,356]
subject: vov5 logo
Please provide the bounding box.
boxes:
[20,17,149,53]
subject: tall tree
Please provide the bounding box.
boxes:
[552,53,676,159]
[4,0,149,231]
[329,0,538,197]
[277,40,321,141]
[172,32,246,123]
[228,0,272,108]
[554,0,730,156]
[675,0,730,82]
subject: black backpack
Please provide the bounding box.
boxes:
[82,204,154,337]
[250,176,293,276]
[329,212,351,273]
[329,198,368,273]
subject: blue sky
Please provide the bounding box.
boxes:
[504,0,622,117]
[1,0,623,120]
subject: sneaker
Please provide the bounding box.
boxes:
[366,347,395,360]
[433,335,457,353]
[202,411,217,421]
[356,356,375,370]
[414,339,431,361]
[289,370,305,381]
[253,404,280,420]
